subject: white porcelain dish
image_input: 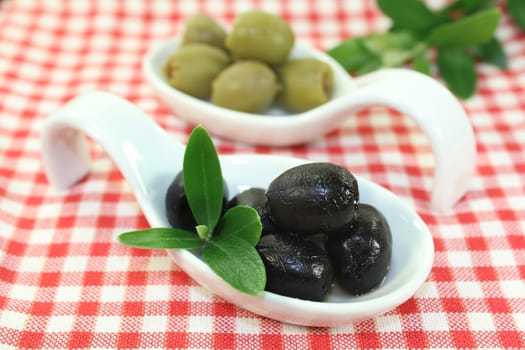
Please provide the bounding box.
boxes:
[143,37,476,214]
[41,92,434,327]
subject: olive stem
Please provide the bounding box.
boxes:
[196,225,210,240]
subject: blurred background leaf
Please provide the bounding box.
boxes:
[508,0,525,30]
[327,0,518,99]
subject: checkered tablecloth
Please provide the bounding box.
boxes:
[1,0,524,349]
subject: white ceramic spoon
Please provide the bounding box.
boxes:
[41,91,434,327]
[143,37,476,214]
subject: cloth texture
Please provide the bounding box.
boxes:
[0,0,524,349]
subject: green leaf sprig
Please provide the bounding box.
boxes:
[327,0,514,99]
[118,126,266,295]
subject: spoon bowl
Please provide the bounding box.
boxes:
[41,92,434,327]
[143,36,477,214]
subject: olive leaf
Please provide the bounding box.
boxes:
[326,37,380,73]
[204,236,266,295]
[427,8,501,47]
[440,0,496,17]
[412,50,432,75]
[217,206,262,246]
[118,125,266,295]
[183,125,224,235]
[327,31,421,74]
[508,0,525,31]
[118,228,204,249]
[470,37,508,69]
[362,31,418,53]
[363,31,423,67]
[438,47,476,99]
[377,0,444,33]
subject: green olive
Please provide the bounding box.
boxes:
[225,10,294,65]
[211,61,279,113]
[278,58,334,113]
[182,14,227,50]
[164,43,231,99]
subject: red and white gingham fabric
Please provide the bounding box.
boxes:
[1,0,524,348]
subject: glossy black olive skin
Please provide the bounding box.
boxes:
[165,171,229,231]
[266,162,359,236]
[256,232,334,301]
[227,187,274,234]
[326,204,392,295]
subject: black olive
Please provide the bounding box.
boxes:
[304,233,328,250]
[326,204,392,295]
[256,232,334,301]
[165,171,229,231]
[227,187,275,234]
[266,162,359,236]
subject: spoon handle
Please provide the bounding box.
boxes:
[41,91,186,223]
[347,68,476,214]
